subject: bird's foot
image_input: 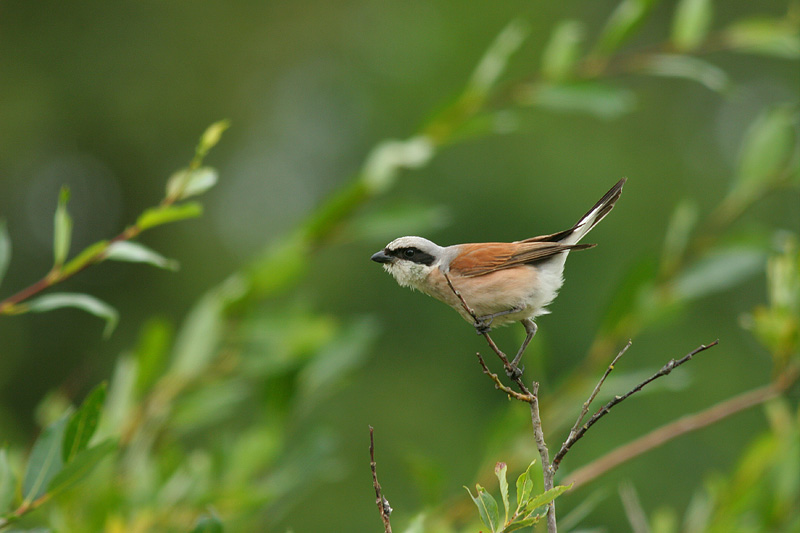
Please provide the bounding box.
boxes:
[505,363,524,380]
[474,316,493,335]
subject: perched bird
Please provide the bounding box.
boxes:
[371,178,626,376]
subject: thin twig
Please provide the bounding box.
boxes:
[567,365,798,488]
[564,341,632,449]
[442,271,557,532]
[442,272,530,392]
[476,352,535,402]
[553,340,719,470]
[369,426,393,533]
[530,382,558,533]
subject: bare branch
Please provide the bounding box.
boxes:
[565,340,632,446]
[566,366,799,488]
[442,271,557,532]
[553,340,719,470]
[476,352,535,402]
[369,426,393,533]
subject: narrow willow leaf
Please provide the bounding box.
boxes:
[48,439,116,498]
[165,167,219,201]
[361,136,434,194]
[105,241,179,271]
[660,199,699,276]
[673,247,766,301]
[61,240,109,277]
[468,19,529,94]
[348,204,450,243]
[640,54,729,93]
[495,462,510,523]
[515,461,536,509]
[199,120,230,151]
[541,20,585,81]
[0,449,15,511]
[0,221,10,289]
[504,515,543,531]
[524,483,573,513]
[53,186,73,268]
[724,18,800,59]
[195,120,231,162]
[136,202,203,231]
[170,277,246,380]
[466,484,501,532]
[731,105,797,199]
[134,318,173,393]
[25,293,119,338]
[523,81,636,119]
[190,513,224,533]
[671,0,713,51]
[62,383,107,463]
[595,0,658,55]
[297,318,378,407]
[22,413,69,505]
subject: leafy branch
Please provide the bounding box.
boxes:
[0,121,229,336]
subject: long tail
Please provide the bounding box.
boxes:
[520,178,626,246]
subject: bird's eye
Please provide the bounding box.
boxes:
[403,248,416,258]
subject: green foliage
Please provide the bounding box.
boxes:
[24,293,119,338]
[671,0,713,51]
[52,186,72,270]
[466,461,571,532]
[1,2,798,531]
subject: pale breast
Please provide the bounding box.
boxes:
[425,265,551,326]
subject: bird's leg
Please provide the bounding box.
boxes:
[506,318,537,379]
[474,306,524,334]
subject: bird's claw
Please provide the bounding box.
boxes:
[505,363,524,380]
[474,317,493,335]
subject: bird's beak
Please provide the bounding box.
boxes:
[371,250,394,264]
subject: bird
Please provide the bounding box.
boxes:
[371,178,626,377]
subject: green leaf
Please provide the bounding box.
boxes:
[170,277,245,380]
[671,0,713,51]
[495,462,510,523]
[25,292,119,338]
[640,55,729,93]
[504,515,543,532]
[104,241,179,271]
[468,19,530,94]
[62,383,106,463]
[297,318,378,407]
[595,0,659,55]
[465,484,501,532]
[541,20,585,81]
[523,81,636,120]
[348,204,450,243]
[524,483,573,513]
[0,221,10,289]
[515,460,536,509]
[190,513,224,533]
[136,202,203,231]
[0,449,15,511]
[673,247,766,301]
[22,413,69,505]
[53,186,72,268]
[60,240,109,277]
[660,199,699,276]
[47,439,116,498]
[165,167,219,202]
[134,318,173,393]
[724,18,800,59]
[731,105,797,199]
[194,120,231,163]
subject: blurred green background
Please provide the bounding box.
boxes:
[1,1,798,531]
